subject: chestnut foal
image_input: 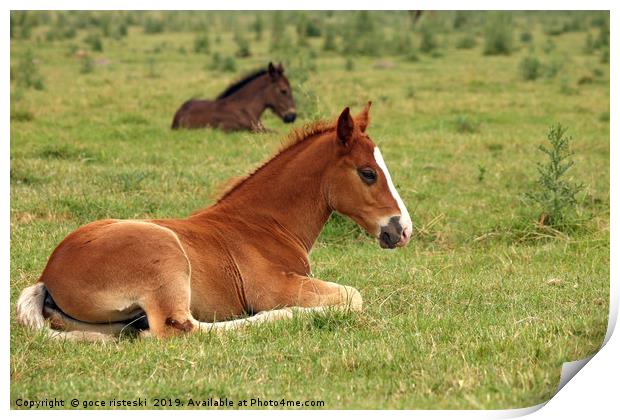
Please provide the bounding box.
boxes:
[16,102,412,341]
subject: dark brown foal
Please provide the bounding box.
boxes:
[171,62,296,132]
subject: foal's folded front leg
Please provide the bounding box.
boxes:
[249,120,277,133]
[247,273,363,313]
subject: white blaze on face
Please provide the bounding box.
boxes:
[373,147,413,240]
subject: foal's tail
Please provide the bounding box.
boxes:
[15,283,118,342]
[171,99,194,129]
[16,283,47,330]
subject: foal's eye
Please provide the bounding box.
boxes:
[357,168,377,185]
[280,89,288,95]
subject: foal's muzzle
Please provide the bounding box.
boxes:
[283,112,297,123]
[379,216,410,249]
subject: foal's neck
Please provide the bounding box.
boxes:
[206,134,333,253]
[220,76,270,119]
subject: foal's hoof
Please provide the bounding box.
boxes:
[256,308,294,322]
[340,286,363,312]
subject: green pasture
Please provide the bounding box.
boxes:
[10,11,609,409]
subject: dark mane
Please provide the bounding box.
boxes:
[216,69,268,100]
[206,120,336,205]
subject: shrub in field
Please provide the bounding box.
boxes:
[286,54,317,85]
[542,38,556,54]
[208,52,222,70]
[391,31,414,55]
[45,29,55,42]
[296,23,309,48]
[359,31,386,56]
[590,13,608,27]
[221,56,237,72]
[11,11,33,40]
[143,17,165,34]
[452,11,469,30]
[65,43,79,57]
[84,33,103,52]
[304,18,322,38]
[46,23,77,41]
[340,11,384,57]
[193,34,210,54]
[270,12,288,52]
[11,87,24,104]
[19,25,32,40]
[15,49,44,90]
[354,10,375,33]
[80,56,94,74]
[477,164,487,182]
[10,13,15,38]
[583,33,595,54]
[146,57,159,78]
[563,15,585,32]
[234,31,251,57]
[456,34,477,49]
[525,124,583,227]
[340,31,371,56]
[10,109,34,122]
[592,67,604,78]
[297,13,321,41]
[98,15,113,38]
[600,48,609,64]
[544,58,563,79]
[150,42,168,54]
[577,74,594,85]
[599,111,609,122]
[345,57,354,71]
[520,31,533,43]
[296,14,309,45]
[70,12,88,30]
[594,19,609,49]
[322,26,337,51]
[405,48,420,62]
[419,21,438,53]
[430,50,443,58]
[454,115,480,133]
[483,13,513,55]
[293,77,322,121]
[544,20,566,37]
[252,15,263,40]
[207,53,236,72]
[271,11,285,36]
[116,23,128,38]
[519,56,542,81]
[280,54,321,120]
[559,78,578,95]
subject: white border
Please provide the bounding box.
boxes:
[4,2,617,419]
[2,1,618,11]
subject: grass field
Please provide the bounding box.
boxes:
[10,11,610,409]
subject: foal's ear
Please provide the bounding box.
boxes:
[268,62,277,78]
[355,101,372,133]
[337,107,355,146]
[276,62,284,74]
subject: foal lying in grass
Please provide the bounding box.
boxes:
[171,62,297,131]
[16,102,412,341]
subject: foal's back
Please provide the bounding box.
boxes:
[171,99,252,131]
[171,99,214,129]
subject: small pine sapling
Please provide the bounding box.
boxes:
[526,124,583,227]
